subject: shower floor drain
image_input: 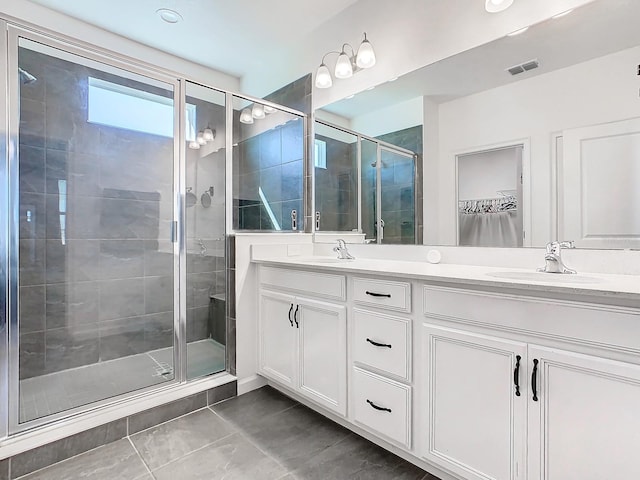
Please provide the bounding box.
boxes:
[153,362,173,377]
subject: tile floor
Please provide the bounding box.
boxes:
[20,340,225,423]
[16,386,441,480]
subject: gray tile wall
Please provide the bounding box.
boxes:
[0,381,237,480]
[315,134,358,231]
[18,49,177,380]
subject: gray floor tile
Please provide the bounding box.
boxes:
[130,408,235,470]
[210,385,297,431]
[128,392,207,435]
[289,434,427,480]
[17,439,148,480]
[152,432,288,480]
[241,404,352,470]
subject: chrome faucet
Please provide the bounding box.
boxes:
[333,239,355,260]
[538,241,576,274]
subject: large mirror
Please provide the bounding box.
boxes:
[316,0,640,249]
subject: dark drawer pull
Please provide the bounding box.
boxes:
[513,355,521,397]
[532,359,539,402]
[366,338,392,349]
[366,399,392,413]
[288,304,294,327]
[365,291,391,298]
[293,305,300,328]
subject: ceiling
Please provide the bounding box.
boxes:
[321,0,640,119]
[26,0,360,78]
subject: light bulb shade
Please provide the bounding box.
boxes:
[485,0,514,13]
[239,108,254,124]
[188,141,200,150]
[334,52,354,79]
[356,39,376,69]
[196,132,206,145]
[315,63,333,89]
[203,127,215,141]
[264,105,277,114]
[252,104,266,119]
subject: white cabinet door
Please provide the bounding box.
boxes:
[422,324,527,480]
[258,290,297,389]
[298,298,347,416]
[528,346,640,480]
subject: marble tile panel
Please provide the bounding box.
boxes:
[17,438,145,480]
[98,316,147,361]
[143,275,174,315]
[152,433,287,480]
[45,325,99,373]
[210,385,296,432]
[19,285,46,333]
[99,240,145,280]
[144,312,174,351]
[18,331,45,380]
[226,317,236,376]
[99,278,145,321]
[127,392,207,435]
[10,419,127,478]
[187,307,209,342]
[19,239,46,286]
[19,98,45,148]
[207,380,237,406]
[45,282,99,329]
[289,433,427,480]
[131,408,234,470]
[19,193,46,240]
[19,145,46,194]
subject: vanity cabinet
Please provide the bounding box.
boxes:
[422,325,527,480]
[258,268,347,416]
[528,346,640,480]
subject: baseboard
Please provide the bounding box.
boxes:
[237,374,267,395]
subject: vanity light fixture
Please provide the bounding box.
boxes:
[188,140,200,150]
[263,105,277,114]
[239,108,254,124]
[315,32,377,89]
[196,132,206,146]
[188,126,217,150]
[203,126,215,142]
[388,76,399,82]
[252,103,266,119]
[485,0,514,13]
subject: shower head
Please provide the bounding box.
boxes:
[19,68,37,85]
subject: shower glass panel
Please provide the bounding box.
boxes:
[15,39,177,424]
[360,138,378,242]
[232,96,305,231]
[379,148,416,244]
[314,122,358,232]
[184,82,226,379]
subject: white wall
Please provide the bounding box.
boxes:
[351,96,423,138]
[2,0,240,92]
[431,43,640,246]
[458,148,518,201]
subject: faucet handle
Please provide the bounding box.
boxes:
[558,241,575,249]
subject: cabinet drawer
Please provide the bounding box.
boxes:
[353,308,411,381]
[260,266,346,301]
[353,277,411,313]
[352,367,411,448]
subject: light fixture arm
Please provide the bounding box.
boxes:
[341,43,356,57]
[321,50,343,65]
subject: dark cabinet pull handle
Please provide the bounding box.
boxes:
[288,304,294,327]
[532,359,539,402]
[365,291,391,298]
[293,305,299,328]
[366,399,392,413]
[513,355,521,397]
[366,338,392,349]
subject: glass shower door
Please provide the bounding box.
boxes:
[379,147,416,244]
[12,35,179,425]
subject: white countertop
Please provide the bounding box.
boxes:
[252,255,640,307]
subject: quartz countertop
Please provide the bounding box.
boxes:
[252,255,640,307]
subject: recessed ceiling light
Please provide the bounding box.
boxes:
[156,8,183,24]
[507,26,529,37]
[552,9,574,19]
[345,94,355,99]
[388,77,399,82]
[366,86,375,91]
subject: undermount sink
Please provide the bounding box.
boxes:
[485,271,603,284]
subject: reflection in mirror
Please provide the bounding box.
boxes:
[317,0,640,249]
[232,96,305,231]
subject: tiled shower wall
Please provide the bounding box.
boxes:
[18,49,175,379]
[314,134,358,232]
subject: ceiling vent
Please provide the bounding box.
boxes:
[507,59,539,76]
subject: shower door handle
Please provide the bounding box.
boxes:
[170,221,178,243]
